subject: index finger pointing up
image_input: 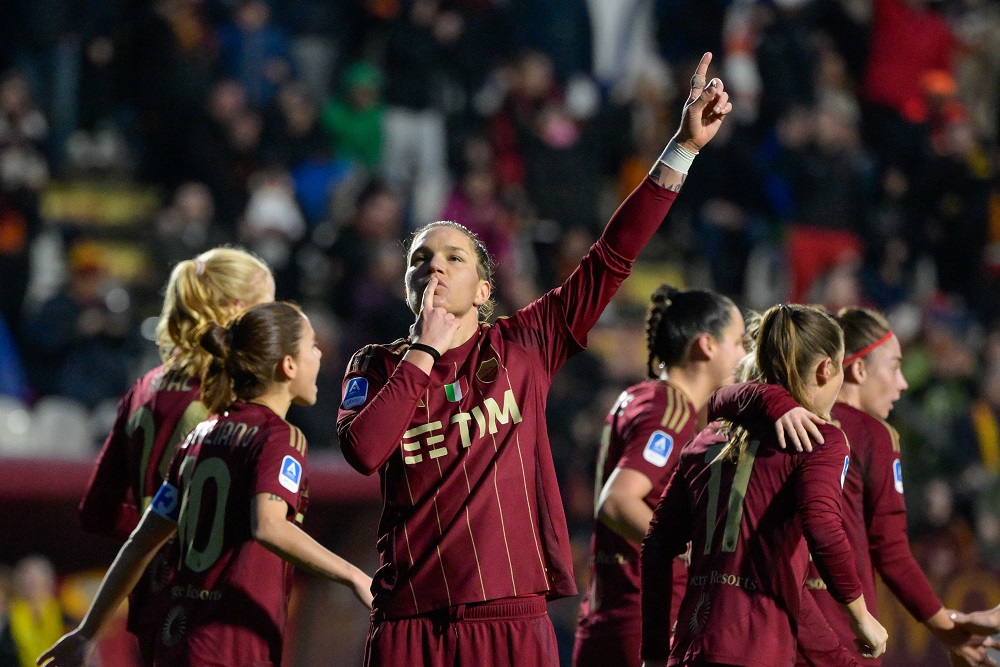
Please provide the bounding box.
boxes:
[688,52,713,103]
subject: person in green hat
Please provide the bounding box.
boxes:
[321,61,384,173]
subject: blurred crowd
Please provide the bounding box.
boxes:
[3,0,1000,658]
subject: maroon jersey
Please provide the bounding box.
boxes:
[641,415,862,667]
[710,383,941,665]
[152,402,309,666]
[80,365,207,536]
[576,381,695,643]
[338,177,679,618]
[79,365,207,651]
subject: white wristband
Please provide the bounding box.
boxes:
[656,140,698,175]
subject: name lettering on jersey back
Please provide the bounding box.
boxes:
[163,373,194,393]
[402,389,523,465]
[688,569,759,592]
[189,419,260,450]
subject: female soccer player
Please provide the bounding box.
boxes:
[573,286,746,667]
[709,307,993,667]
[337,52,733,666]
[38,302,373,667]
[77,247,274,661]
[640,304,888,667]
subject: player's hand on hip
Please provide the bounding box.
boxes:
[673,52,732,153]
[412,276,459,355]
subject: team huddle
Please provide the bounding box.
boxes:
[34,52,1000,667]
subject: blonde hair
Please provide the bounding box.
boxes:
[756,304,843,415]
[735,309,763,382]
[720,304,842,461]
[835,307,891,361]
[156,247,272,377]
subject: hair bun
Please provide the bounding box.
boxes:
[199,322,230,360]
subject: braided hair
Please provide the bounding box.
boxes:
[644,284,737,379]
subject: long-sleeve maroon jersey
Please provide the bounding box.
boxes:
[78,365,208,649]
[80,365,207,537]
[152,402,310,666]
[337,177,678,618]
[709,382,942,666]
[641,414,862,667]
[577,380,695,645]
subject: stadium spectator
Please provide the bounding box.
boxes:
[39,302,372,667]
[380,0,456,226]
[321,61,384,173]
[9,556,66,667]
[337,53,732,667]
[150,183,229,281]
[216,0,293,110]
[860,0,956,170]
[20,241,133,409]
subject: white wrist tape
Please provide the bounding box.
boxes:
[657,140,698,175]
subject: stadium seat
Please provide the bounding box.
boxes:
[0,395,33,456]
[32,396,93,457]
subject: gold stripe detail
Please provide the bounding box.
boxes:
[661,386,677,427]
[662,385,692,432]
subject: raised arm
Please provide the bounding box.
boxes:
[517,54,733,376]
[336,345,430,475]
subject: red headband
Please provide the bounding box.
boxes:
[842,331,894,367]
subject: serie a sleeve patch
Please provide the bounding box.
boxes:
[893,459,904,494]
[341,377,369,409]
[279,455,302,493]
[643,430,674,467]
[150,482,181,523]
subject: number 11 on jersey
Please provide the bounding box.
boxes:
[703,440,760,554]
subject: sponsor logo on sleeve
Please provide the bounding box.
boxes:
[841,455,850,488]
[893,459,904,494]
[643,431,674,467]
[279,455,302,493]
[150,482,181,522]
[341,378,369,409]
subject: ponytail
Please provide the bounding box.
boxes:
[198,302,304,414]
[157,247,273,378]
[756,304,842,414]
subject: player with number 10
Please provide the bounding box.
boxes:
[38,302,372,667]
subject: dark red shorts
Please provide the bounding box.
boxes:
[364,596,558,667]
